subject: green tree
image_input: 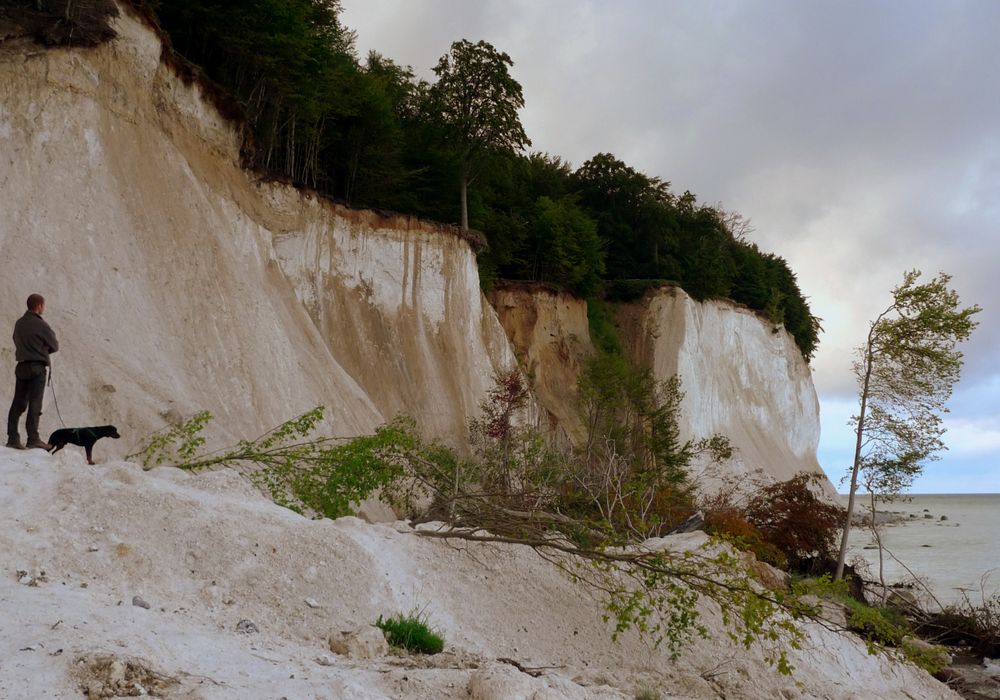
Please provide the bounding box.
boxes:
[427,39,531,230]
[834,270,980,580]
[527,196,604,295]
[338,52,418,205]
[673,193,736,300]
[151,0,359,187]
[570,354,731,537]
[573,153,675,280]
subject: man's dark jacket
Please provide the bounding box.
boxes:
[13,311,58,364]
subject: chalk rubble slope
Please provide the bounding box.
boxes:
[0,449,957,699]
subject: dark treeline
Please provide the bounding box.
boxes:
[145,0,820,359]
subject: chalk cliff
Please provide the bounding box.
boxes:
[622,287,829,495]
[0,6,827,494]
[492,284,832,495]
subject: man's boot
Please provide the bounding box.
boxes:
[6,435,26,450]
[26,436,51,451]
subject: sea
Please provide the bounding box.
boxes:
[841,493,1000,607]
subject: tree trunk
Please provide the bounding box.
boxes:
[867,489,889,604]
[835,342,874,581]
[460,163,469,231]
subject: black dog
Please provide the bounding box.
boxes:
[47,426,121,465]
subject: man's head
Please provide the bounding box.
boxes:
[26,294,45,314]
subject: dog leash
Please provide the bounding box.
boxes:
[47,364,68,429]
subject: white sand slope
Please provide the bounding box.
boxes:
[0,447,956,699]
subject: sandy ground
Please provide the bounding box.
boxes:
[0,445,958,699]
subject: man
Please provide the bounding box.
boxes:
[6,294,58,450]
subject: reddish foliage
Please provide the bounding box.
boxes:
[743,472,845,570]
[482,370,528,441]
[703,503,787,569]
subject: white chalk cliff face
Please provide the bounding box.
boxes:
[493,285,834,495]
[269,201,514,447]
[623,287,833,495]
[0,11,513,453]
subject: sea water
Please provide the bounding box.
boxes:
[842,493,1000,606]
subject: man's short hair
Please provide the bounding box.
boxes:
[26,294,45,312]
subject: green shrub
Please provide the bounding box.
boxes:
[375,611,445,654]
[844,598,909,647]
[899,637,950,675]
[586,298,622,355]
[793,576,915,652]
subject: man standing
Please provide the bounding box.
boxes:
[6,294,58,450]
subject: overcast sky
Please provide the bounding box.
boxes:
[341,0,999,493]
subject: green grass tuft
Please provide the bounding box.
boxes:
[375,611,445,654]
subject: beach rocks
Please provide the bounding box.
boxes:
[935,662,1000,699]
[467,662,548,700]
[466,662,604,700]
[800,594,849,628]
[748,558,790,592]
[314,654,336,666]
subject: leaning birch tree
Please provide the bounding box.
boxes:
[834,270,980,581]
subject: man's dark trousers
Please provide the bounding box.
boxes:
[7,361,47,441]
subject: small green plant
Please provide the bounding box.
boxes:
[899,637,950,675]
[375,611,445,654]
[634,687,661,700]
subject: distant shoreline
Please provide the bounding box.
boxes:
[837,492,1000,497]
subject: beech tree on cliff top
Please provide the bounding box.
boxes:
[835,270,980,581]
[427,39,531,231]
